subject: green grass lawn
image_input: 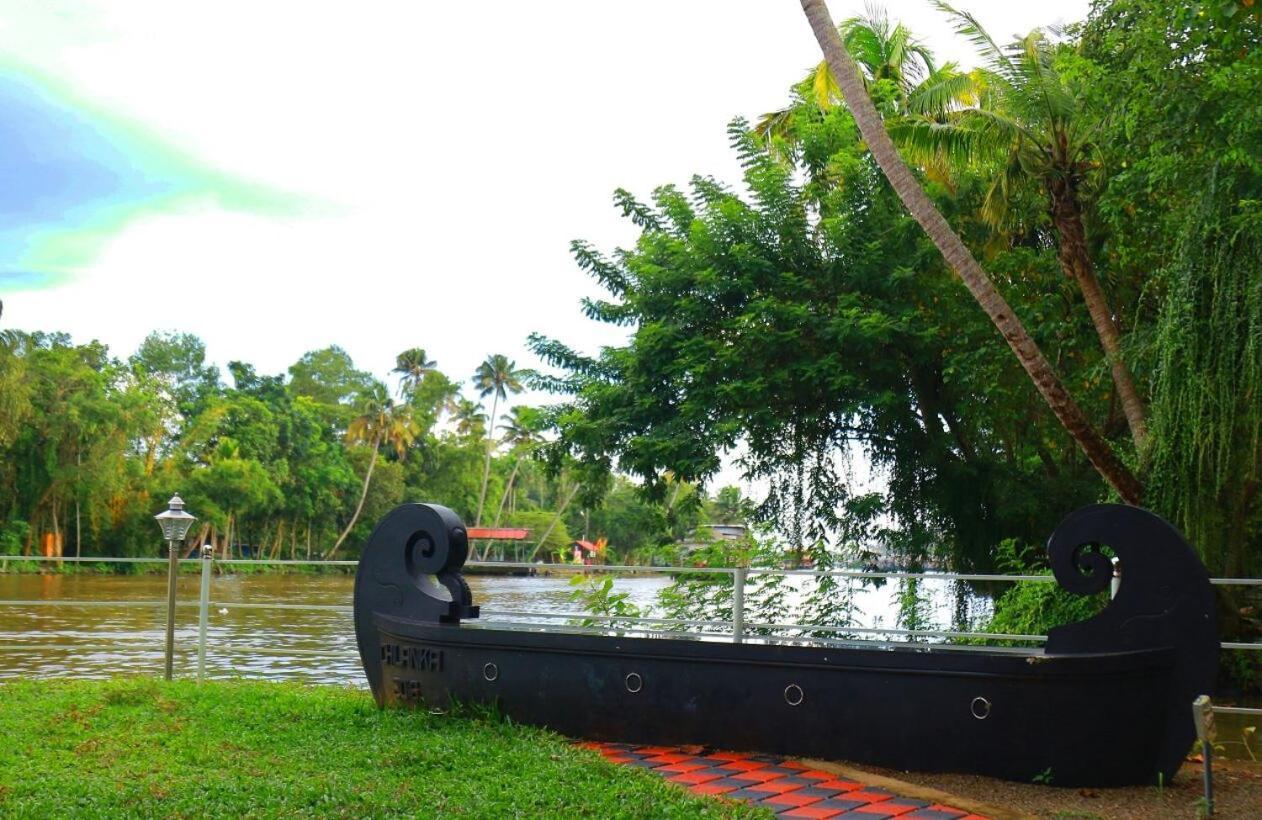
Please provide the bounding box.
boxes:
[0,678,764,818]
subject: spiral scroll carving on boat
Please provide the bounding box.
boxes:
[1043,503,1218,780]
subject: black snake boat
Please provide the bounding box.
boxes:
[353,503,1216,787]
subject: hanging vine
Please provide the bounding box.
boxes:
[1146,170,1262,577]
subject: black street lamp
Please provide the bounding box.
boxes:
[154,494,196,680]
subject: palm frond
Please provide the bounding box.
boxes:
[930,1,1019,83]
[1010,31,1075,126]
[905,65,976,119]
[810,61,841,109]
[955,107,1044,151]
[980,148,1027,230]
[888,118,984,169]
[753,105,795,144]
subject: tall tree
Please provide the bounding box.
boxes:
[287,346,374,428]
[472,355,528,525]
[393,348,438,398]
[492,405,544,527]
[797,0,1140,503]
[326,383,418,559]
[894,3,1148,449]
[452,397,486,440]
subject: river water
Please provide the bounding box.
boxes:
[0,569,969,685]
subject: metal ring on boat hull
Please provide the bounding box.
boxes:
[482,662,498,682]
[784,684,804,707]
[971,696,991,720]
[625,672,643,693]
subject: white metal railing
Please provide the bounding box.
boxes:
[1,554,1260,686]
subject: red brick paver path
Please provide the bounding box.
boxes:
[580,742,987,819]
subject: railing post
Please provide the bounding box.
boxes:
[1192,695,1215,816]
[163,539,178,680]
[732,567,746,643]
[197,544,213,683]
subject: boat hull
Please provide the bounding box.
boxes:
[375,616,1175,787]
[354,502,1218,788]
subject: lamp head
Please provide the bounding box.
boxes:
[154,494,197,542]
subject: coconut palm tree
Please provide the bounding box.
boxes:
[797,0,1141,503]
[890,2,1147,449]
[757,5,976,146]
[472,355,528,525]
[326,383,419,558]
[492,406,544,527]
[452,397,486,439]
[392,347,437,398]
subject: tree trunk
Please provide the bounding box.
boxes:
[527,483,580,562]
[475,392,500,526]
[1049,181,1148,450]
[798,0,1142,504]
[269,519,286,561]
[327,433,382,560]
[492,458,523,527]
[75,448,81,558]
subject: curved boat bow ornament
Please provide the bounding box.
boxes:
[354,502,1217,787]
[1044,504,1218,780]
[353,503,478,698]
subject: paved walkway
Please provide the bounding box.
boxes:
[581,742,986,819]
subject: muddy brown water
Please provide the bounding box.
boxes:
[0,569,928,684]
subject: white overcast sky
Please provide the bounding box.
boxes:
[2,1,1088,489]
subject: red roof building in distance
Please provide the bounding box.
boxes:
[569,539,606,565]
[466,527,529,540]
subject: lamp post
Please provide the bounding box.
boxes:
[155,494,196,680]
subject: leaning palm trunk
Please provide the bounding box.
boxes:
[526,483,580,562]
[799,0,1141,504]
[492,458,522,527]
[1049,180,1148,450]
[327,432,382,560]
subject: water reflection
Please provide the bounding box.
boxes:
[0,570,983,685]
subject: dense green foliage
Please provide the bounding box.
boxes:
[531,1,1262,588]
[0,678,757,818]
[0,331,732,563]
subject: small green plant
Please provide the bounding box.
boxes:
[567,574,643,629]
[1032,766,1055,785]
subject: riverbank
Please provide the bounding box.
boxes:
[0,557,356,575]
[0,678,760,817]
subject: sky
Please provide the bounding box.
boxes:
[0,0,1089,488]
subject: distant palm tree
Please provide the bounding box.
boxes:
[392,348,437,398]
[452,397,486,439]
[492,406,543,527]
[797,0,1141,503]
[326,383,419,559]
[472,355,528,526]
